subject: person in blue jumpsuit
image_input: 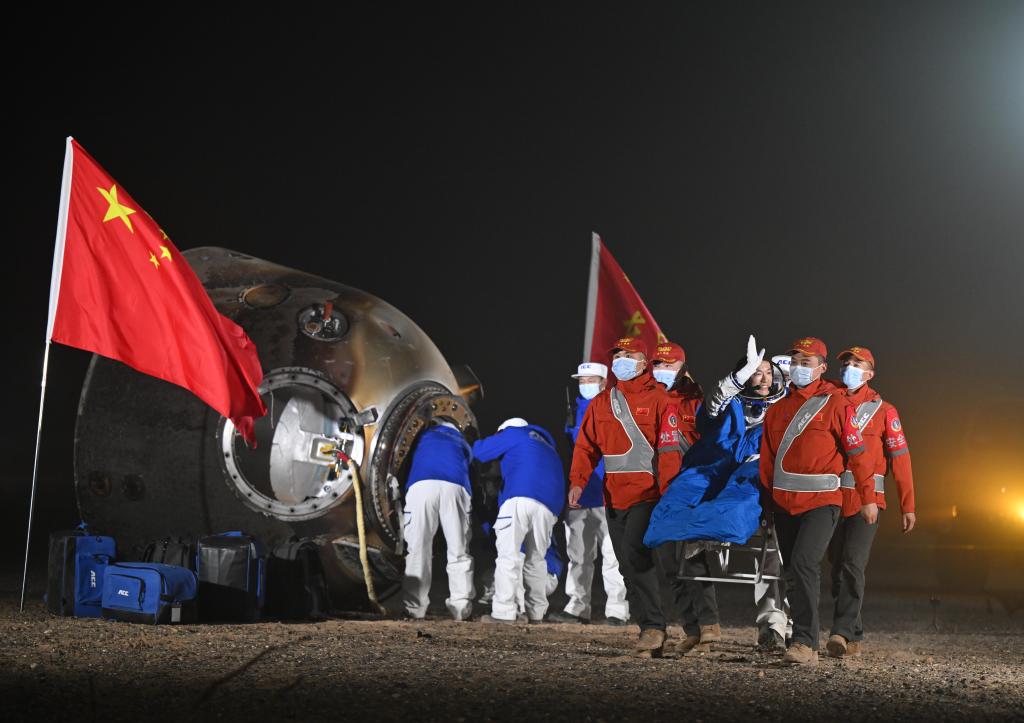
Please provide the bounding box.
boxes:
[473,418,566,623]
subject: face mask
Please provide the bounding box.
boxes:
[842,366,866,390]
[579,382,601,400]
[653,369,677,388]
[789,364,821,388]
[611,357,641,381]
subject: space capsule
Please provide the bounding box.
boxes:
[74,247,482,607]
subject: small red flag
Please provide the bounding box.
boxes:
[46,138,266,444]
[583,233,666,364]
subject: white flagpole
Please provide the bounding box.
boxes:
[21,137,74,612]
[21,343,53,611]
[582,232,601,360]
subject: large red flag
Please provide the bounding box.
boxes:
[46,138,266,444]
[583,232,666,364]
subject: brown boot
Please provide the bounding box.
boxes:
[700,623,722,643]
[632,628,667,658]
[666,634,701,656]
[782,642,818,666]
[826,634,848,658]
[846,641,862,656]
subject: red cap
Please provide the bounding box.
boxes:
[838,346,876,369]
[788,337,828,359]
[653,342,686,364]
[608,336,648,357]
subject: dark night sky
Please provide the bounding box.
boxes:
[5,2,1024,548]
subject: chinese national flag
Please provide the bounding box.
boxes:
[583,233,666,364]
[46,138,266,444]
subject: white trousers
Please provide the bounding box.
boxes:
[563,507,629,620]
[492,497,557,621]
[754,532,792,638]
[401,480,475,620]
[516,571,558,614]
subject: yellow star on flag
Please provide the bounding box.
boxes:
[160,245,172,262]
[97,184,137,233]
[623,311,646,337]
[149,252,160,269]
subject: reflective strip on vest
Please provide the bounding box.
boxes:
[840,471,885,494]
[773,394,840,493]
[678,434,692,455]
[603,388,655,475]
[851,397,883,432]
[840,398,885,493]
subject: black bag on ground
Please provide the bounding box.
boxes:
[196,531,265,622]
[142,536,195,570]
[265,538,331,621]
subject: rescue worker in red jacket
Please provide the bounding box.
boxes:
[569,336,683,658]
[760,337,875,666]
[827,346,916,657]
[651,341,721,654]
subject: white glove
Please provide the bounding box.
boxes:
[734,335,765,385]
[772,354,792,382]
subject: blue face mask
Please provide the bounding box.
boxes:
[789,364,821,388]
[611,357,642,381]
[842,366,866,390]
[579,382,601,400]
[652,369,677,388]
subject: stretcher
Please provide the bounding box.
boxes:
[676,516,784,585]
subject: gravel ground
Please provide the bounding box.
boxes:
[2,575,1021,723]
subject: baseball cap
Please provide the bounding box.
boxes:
[497,417,528,432]
[787,337,827,359]
[653,342,686,364]
[571,362,608,379]
[608,336,648,357]
[837,346,876,369]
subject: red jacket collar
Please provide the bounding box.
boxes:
[616,369,657,394]
[844,383,880,403]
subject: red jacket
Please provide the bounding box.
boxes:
[760,378,874,515]
[570,370,682,509]
[840,384,915,517]
[667,390,701,454]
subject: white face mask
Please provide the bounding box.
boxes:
[579,382,601,400]
[842,366,866,390]
[611,357,642,381]
[652,369,677,388]
[789,363,821,388]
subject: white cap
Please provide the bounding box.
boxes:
[497,417,529,431]
[571,362,608,379]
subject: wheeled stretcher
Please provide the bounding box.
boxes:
[676,516,784,586]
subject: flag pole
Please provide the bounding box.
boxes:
[582,232,601,361]
[21,137,74,612]
[20,342,52,611]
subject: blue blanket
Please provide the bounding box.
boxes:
[644,398,763,547]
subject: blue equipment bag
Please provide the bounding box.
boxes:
[101,562,198,624]
[196,531,265,622]
[46,528,116,618]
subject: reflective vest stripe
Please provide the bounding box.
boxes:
[840,397,886,493]
[851,397,883,430]
[603,388,655,475]
[840,471,885,493]
[773,394,840,493]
